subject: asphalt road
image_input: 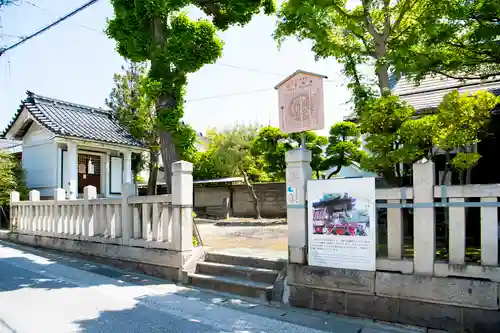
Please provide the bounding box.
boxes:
[0,240,425,333]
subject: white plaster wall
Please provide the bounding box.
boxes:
[22,123,57,197]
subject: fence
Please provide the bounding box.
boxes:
[8,161,194,253]
[374,161,500,281]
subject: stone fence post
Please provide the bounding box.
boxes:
[10,191,19,231]
[54,188,65,234]
[172,161,193,252]
[121,183,135,244]
[83,186,97,238]
[285,149,312,264]
[412,161,436,275]
[29,190,40,233]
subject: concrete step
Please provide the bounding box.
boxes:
[188,273,274,301]
[204,252,286,271]
[196,261,279,284]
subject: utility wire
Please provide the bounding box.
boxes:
[25,0,102,33]
[0,0,100,57]
[185,80,342,103]
[9,1,320,80]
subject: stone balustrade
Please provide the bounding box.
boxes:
[7,160,194,281]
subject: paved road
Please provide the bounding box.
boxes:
[0,241,425,333]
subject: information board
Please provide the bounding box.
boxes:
[307,178,376,271]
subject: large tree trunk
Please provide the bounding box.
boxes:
[147,149,159,195]
[151,17,180,194]
[242,170,261,219]
[159,131,179,194]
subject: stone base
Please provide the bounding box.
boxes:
[288,264,500,333]
[0,232,190,282]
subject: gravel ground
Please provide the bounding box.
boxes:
[195,223,288,251]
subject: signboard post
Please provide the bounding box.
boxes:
[276,69,326,264]
[307,177,377,271]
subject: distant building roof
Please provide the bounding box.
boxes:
[2,91,144,148]
[393,75,500,112]
[344,74,500,122]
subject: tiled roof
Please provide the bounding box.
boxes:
[393,75,500,112]
[3,91,144,148]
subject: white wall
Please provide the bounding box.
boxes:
[22,123,57,197]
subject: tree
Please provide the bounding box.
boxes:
[395,0,500,81]
[0,152,27,228]
[359,93,435,185]
[0,0,16,10]
[251,126,290,181]
[207,126,268,219]
[105,62,160,195]
[433,90,500,184]
[252,127,328,180]
[274,0,435,94]
[323,121,365,178]
[289,132,328,179]
[107,0,275,193]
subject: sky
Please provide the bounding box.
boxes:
[0,0,355,137]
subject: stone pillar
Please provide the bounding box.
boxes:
[29,190,40,232]
[65,141,78,199]
[285,148,312,264]
[83,185,97,238]
[121,183,135,244]
[172,161,193,252]
[412,161,436,275]
[10,191,19,231]
[123,151,133,184]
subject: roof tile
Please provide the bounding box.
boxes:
[3,91,144,148]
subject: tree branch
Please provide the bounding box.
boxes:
[360,0,383,43]
[382,0,391,39]
[392,0,413,33]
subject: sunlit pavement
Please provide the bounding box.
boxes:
[0,240,426,333]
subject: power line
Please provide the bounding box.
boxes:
[0,0,100,57]
[6,2,325,80]
[185,80,342,103]
[25,1,102,33]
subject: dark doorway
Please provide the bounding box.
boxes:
[78,154,101,194]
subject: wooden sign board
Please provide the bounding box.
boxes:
[275,70,326,134]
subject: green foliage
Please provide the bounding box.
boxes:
[106,62,159,191]
[107,0,276,172]
[323,122,365,178]
[358,89,499,184]
[274,0,432,92]
[250,127,328,180]
[288,131,328,178]
[251,126,290,181]
[0,153,27,206]
[359,94,433,184]
[209,125,268,182]
[395,0,500,81]
[433,89,500,171]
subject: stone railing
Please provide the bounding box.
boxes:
[375,162,500,282]
[8,161,193,255]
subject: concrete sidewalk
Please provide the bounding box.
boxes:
[0,238,440,333]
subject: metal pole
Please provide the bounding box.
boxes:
[300,132,306,149]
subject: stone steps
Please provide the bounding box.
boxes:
[187,252,287,302]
